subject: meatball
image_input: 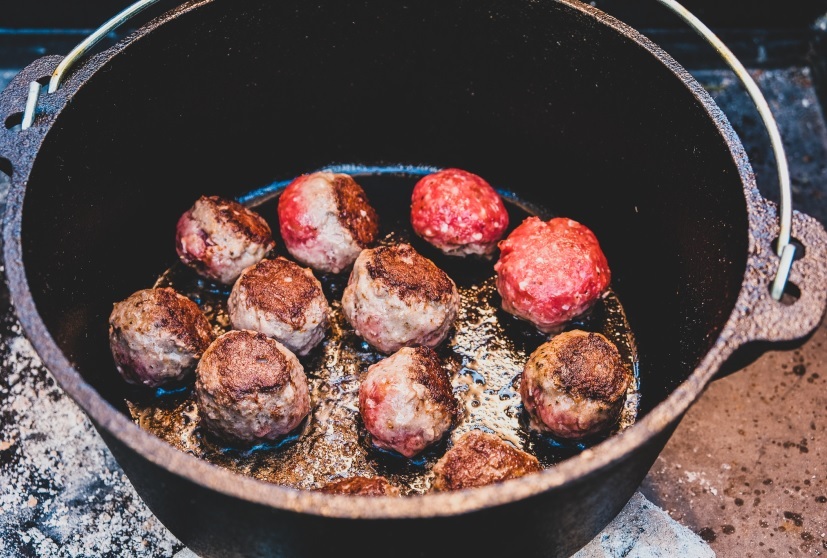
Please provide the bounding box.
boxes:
[494,216,611,333]
[411,168,509,257]
[342,243,459,354]
[227,257,330,356]
[176,195,275,285]
[359,346,458,458]
[520,330,630,440]
[195,330,311,443]
[278,172,379,274]
[109,288,213,388]
[318,476,400,497]
[432,430,541,491]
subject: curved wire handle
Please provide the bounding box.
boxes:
[654,0,795,300]
[48,0,165,94]
[19,0,797,300]
[20,0,163,129]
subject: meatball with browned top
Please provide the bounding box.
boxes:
[195,330,310,444]
[228,258,329,356]
[495,217,611,333]
[432,430,541,491]
[176,196,275,285]
[342,243,459,354]
[278,172,379,274]
[411,168,509,257]
[521,330,631,440]
[359,346,458,458]
[318,476,400,496]
[109,288,213,388]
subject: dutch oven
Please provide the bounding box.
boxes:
[1,0,826,556]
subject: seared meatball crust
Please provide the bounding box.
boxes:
[432,430,541,491]
[318,476,400,496]
[521,330,630,440]
[195,330,311,444]
[411,168,509,257]
[359,346,459,458]
[176,195,275,285]
[278,172,379,273]
[495,216,611,333]
[342,243,460,354]
[228,257,330,356]
[109,288,213,388]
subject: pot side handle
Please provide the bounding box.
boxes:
[0,56,65,175]
[730,200,827,344]
[654,1,827,341]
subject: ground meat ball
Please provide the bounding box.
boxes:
[342,243,459,354]
[521,330,631,440]
[176,195,275,285]
[278,172,379,274]
[318,476,400,496]
[432,430,541,491]
[359,346,458,458]
[195,330,311,444]
[411,168,509,257]
[109,288,213,388]
[494,217,611,333]
[227,258,329,356]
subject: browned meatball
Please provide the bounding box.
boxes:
[432,430,542,491]
[227,258,330,356]
[342,243,459,354]
[279,172,379,273]
[176,196,275,284]
[521,330,630,440]
[109,288,213,388]
[359,346,458,458]
[317,476,400,496]
[195,330,310,443]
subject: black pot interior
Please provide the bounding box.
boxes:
[20,0,747,429]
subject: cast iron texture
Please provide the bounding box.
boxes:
[1,1,826,556]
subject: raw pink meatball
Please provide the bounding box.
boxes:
[278,172,379,273]
[227,257,330,356]
[176,196,275,285]
[359,346,458,458]
[342,243,459,354]
[521,330,631,440]
[411,168,509,257]
[108,288,213,388]
[195,330,311,444]
[494,217,611,333]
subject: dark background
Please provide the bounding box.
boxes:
[2,0,827,29]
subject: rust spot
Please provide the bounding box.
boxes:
[784,511,804,527]
[698,527,716,542]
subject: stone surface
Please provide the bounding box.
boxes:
[575,493,715,558]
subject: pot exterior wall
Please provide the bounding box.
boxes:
[99,419,677,558]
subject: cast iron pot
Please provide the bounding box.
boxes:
[2,1,826,556]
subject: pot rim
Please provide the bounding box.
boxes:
[1,0,762,519]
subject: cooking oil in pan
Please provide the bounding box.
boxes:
[127,166,640,495]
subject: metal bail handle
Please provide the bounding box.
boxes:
[654,0,795,301]
[19,0,797,301]
[20,0,164,129]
